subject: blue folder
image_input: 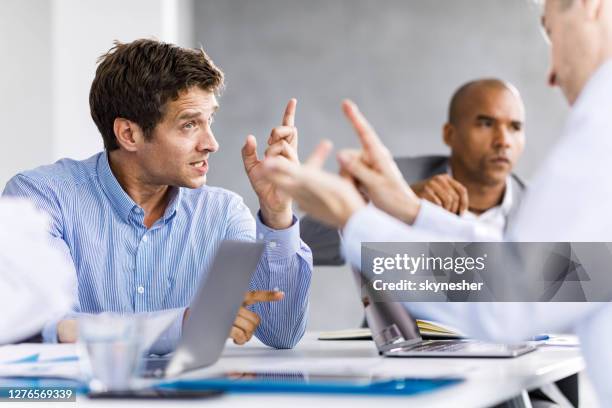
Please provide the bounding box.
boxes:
[159,372,463,396]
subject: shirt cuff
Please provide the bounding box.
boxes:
[41,318,61,343]
[413,200,457,232]
[341,205,405,270]
[413,200,502,241]
[256,211,301,260]
[41,310,80,343]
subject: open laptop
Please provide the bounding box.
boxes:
[144,240,265,378]
[357,269,536,358]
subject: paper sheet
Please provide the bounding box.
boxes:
[0,344,81,379]
[0,311,178,380]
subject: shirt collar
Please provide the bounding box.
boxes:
[96,152,182,224]
[499,177,513,216]
[162,187,182,224]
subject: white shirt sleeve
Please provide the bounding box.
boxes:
[342,202,500,270]
[0,198,76,344]
[342,203,604,340]
[341,61,612,345]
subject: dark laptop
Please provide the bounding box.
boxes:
[357,269,536,358]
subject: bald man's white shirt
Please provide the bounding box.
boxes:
[342,59,612,406]
[0,198,75,343]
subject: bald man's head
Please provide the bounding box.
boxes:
[443,79,526,187]
[448,79,523,125]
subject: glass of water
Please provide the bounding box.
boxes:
[77,313,144,392]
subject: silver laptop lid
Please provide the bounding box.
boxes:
[165,240,264,377]
[352,268,423,353]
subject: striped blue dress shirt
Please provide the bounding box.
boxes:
[3,152,312,353]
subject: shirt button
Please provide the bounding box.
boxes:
[137,286,145,294]
[269,241,277,249]
[142,235,148,242]
[258,233,264,240]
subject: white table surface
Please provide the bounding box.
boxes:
[74,332,583,408]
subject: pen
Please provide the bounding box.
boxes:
[531,335,550,341]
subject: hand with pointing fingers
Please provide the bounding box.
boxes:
[183,290,284,345]
[262,140,367,228]
[336,100,421,224]
[260,99,423,229]
[242,99,299,230]
[57,290,285,346]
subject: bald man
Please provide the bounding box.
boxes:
[411,78,526,235]
[301,78,527,265]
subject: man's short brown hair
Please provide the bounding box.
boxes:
[89,39,224,151]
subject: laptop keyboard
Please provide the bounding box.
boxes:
[391,340,535,357]
[406,340,467,352]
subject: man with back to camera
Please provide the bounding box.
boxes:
[0,198,75,344]
[299,80,570,406]
[301,78,527,265]
[259,0,612,405]
[2,39,313,354]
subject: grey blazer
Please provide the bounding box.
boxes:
[300,155,526,266]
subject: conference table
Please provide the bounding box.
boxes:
[76,332,584,408]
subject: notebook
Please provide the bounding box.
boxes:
[318,320,463,341]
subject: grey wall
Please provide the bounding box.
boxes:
[0,0,193,188]
[193,0,570,330]
[0,0,53,188]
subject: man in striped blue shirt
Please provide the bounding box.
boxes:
[2,39,312,354]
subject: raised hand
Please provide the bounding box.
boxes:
[242,99,299,229]
[337,100,421,224]
[262,141,366,228]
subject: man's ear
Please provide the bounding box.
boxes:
[443,123,455,148]
[113,118,142,152]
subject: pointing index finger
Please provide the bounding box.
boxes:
[305,140,333,169]
[282,98,297,127]
[242,290,285,306]
[342,99,388,164]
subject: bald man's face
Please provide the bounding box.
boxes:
[444,87,525,187]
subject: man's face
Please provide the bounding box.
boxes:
[543,0,601,104]
[136,87,219,188]
[446,87,526,186]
